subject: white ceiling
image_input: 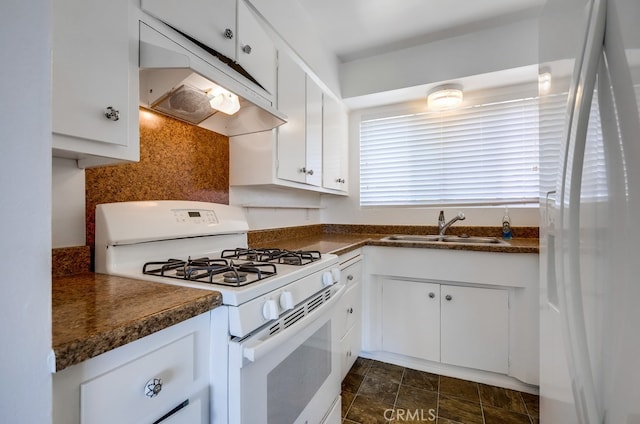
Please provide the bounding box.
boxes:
[295,0,544,62]
[294,0,544,108]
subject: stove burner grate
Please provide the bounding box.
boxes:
[221,248,322,266]
[142,256,277,287]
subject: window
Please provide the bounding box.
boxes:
[359,96,541,207]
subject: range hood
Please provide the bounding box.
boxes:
[139,21,286,136]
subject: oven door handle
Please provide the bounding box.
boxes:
[241,284,345,364]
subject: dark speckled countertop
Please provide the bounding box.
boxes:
[52,226,537,371]
[52,246,222,371]
[248,225,539,256]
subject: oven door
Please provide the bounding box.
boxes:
[228,284,345,424]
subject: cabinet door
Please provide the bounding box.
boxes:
[236,0,276,95]
[322,95,348,191]
[276,52,307,183]
[381,279,440,362]
[52,0,138,166]
[440,285,509,373]
[305,78,323,187]
[141,0,236,60]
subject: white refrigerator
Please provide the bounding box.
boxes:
[539,0,640,422]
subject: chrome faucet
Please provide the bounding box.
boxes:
[438,210,466,235]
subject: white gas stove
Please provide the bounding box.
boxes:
[94,200,344,424]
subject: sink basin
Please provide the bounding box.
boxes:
[381,234,507,245]
[383,235,443,242]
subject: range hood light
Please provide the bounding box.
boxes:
[207,86,241,115]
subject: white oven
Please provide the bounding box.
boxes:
[94,201,343,424]
[229,283,344,424]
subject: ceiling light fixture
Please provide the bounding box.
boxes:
[427,84,463,110]
[538,71,551,95]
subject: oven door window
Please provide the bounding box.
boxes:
[267,322,331,424]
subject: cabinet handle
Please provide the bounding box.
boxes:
[242,44,252,54]
[307,169,314,175]
[445,294,452,301]
[428,292,435,299]
[223,28,234,39]
[347,350,352,358]
[104,106,120,121]
[145,378,163,398]
[336,178,345,183]
[347,275,354,281]
[299,167,307,174]
[348,307,354,314]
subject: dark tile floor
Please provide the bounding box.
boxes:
[341,357,539,424]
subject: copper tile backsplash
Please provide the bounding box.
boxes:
[85,108,230,249]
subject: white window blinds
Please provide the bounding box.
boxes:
[360,97,541,207]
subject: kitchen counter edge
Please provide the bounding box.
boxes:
[52,272,222,371]
[252,234,539,256]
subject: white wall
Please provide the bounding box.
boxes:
[52,158,86,247]
[340,17,539,99]
[0,1,53,423]
[247,0,341,98]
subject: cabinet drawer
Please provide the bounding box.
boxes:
[341,260,362,287]
[340,319,362,379]
[80,334,196,424]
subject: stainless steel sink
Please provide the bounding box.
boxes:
[381,234,507,245]
[383,235,443,242]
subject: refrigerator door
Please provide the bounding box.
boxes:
[541,0,640,422]
[539,0,603,422]
[596,0,640,421]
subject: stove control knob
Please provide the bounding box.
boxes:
[331,267,341,282]
[322,271,334,287]
[262,299,279,320]
[279,291,294,310]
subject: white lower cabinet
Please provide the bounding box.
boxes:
[53,313,210,424]
[380,278,508,373]
[381,279,440,362]
[363,246,539,387]
[338,251,363,379]
[440,285,509,373]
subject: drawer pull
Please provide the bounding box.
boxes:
[347,275,354,281]
[145,378,163,398]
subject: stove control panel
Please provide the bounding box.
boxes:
[173,209,218,225]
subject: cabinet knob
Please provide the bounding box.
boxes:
[348,307,354,314]
[145,378,162,398]
[299,167,307,174]
[241,44,252,54]
[306,169,314,175]
[224,28,234,39]
[428,292,435,299]
[347,275,354,281]
[104,106,120,121]
[445,294,453,301]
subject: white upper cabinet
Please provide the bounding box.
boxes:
[322,95,348,192]
[140,0,276,95]
[276,51,307,184]
[230,43,348,195]
[52,0,139,168]
[304,78,323,187]
[236,0,276,95]
[141,0,235,59]
[275,52,323,187]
